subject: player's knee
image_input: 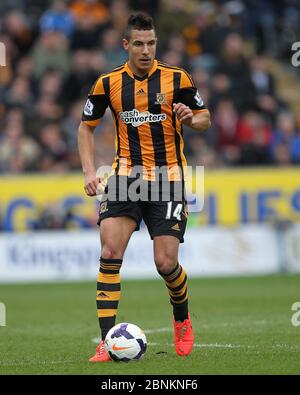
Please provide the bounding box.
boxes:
[101,246,123,260]
[154,254,177,275]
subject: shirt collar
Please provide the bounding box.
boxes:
[125,59,158,80]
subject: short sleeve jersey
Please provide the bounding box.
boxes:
[82,60,207,180]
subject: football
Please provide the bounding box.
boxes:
[105,323,147,362]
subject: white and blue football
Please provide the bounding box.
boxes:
[105,323,147,362]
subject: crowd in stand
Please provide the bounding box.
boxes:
[0,0,300,175]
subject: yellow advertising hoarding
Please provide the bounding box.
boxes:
[0,174,96,231]
[188,167,300,226]
[0,168,299,231]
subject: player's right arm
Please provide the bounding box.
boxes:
[78,121,100,196]
[78,76,109,196]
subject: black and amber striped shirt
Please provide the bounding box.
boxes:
[82,59,207,180]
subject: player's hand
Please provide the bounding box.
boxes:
[84,174,104,197]
[173,102,193,126]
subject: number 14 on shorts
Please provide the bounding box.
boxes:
[166,202,183,221]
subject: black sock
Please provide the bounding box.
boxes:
[96,257,122,341]
[158,262,189,322]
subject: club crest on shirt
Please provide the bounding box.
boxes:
[155,92,167,105]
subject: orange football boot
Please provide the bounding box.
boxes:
[89,340,111,362]
[173,313,195,356]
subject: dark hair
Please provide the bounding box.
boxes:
[124,13,155,40]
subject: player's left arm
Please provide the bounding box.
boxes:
[173,103,211,132]
[173,71,211,132]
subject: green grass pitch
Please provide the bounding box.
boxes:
[0,274,299,375]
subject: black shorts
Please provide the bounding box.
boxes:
[97,175,188,243]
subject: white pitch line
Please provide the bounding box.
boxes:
[157,343,242,349]
[93,340,299,350]
[91,337,242,348]
[194,343,241,348]
[91,336,242,349]
[148,343,300,350]
[145,320,268,332]
[202,320,267,329]
[92,320,269,343]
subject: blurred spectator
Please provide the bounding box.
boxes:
[250,55,275,96]
[31,31,71,79]
[191,69,209,91]
[157,0,193,50]
[28,96,63,139]
[4,107,25,129]
[168,32,187,54]
[190,135,219,167]
[216,33,256,111]
[15,56,33,80]
[128,0,159,18]
[70,18,100,50]
[222,0,246,36]
[183,2,224,58]
[38,69,63,101]
[69,0,109,26]
[162,50,185,68]
[163,32,189,68]
[39,0,75,38]
[237,111,273,165]
[69,0,110,50]
[35,96,63,121]
[109,0,130,33]
[209,73,232,111]
[100,28,127,71]
[249,55,280,120]
[0,122,41,172]
[3,10,34,58]
[213,99,240,165]
[62,49,99,104]
[62,99,85,168]
[4,76,35,115]
[272,112,300,165]
[38,123,69,172]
